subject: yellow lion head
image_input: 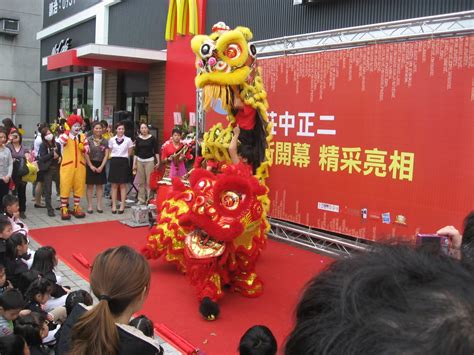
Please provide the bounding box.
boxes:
[191,22,258,112]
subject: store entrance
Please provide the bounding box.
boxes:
[126,94,149,125]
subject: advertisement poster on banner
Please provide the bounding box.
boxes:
[206,36,474,243]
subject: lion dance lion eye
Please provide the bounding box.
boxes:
[200,42,215,58]
[220,191,240,211]
[225,44,241,59]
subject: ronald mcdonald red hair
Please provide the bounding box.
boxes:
[67,114,83,128]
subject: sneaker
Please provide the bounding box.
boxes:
[61,207,71,220]
[47,209,55,217]
[71,205,86,218]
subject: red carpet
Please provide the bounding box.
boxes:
[31,221,332,354]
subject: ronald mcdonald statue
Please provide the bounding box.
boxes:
[58,114,89,220]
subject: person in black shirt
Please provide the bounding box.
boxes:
[133,123,159,205]
[58,246,162,354]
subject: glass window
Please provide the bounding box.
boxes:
[72,77,85,109]
[48,81,58,122]
[59,79,70,114]
[87,75,94,107]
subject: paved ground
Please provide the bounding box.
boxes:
[24,184,180,354]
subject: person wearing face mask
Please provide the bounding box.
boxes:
[58,114,89,220]
[38,128,61,217]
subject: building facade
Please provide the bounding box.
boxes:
[37,0,471,144]
[0,0,42,137]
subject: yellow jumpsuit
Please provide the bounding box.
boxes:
[60,133,87,198]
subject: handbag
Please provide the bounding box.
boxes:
[13,157,29,178]
[22,161,38,183]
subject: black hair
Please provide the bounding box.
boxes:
[25,278,53,303]
[17,270,41,296]
[2,194,19,210]
[463,211,474,246]
[239,325,277,355]
[31,246,56,276]
[83,118,92,132]
[91,121,103,130]
[115,121,125,130]
[462,211,474,262]
[129,315,154,337]
[238,144,257,173]
[65,290,93,316]
[14,312,46,346]
[0,215,11,233]
[0,263,5,273]
[0,289,24,310]
[99,119,108,129]
[2,118,15,135]
[0,127,7,138]
[0,334,26,354]
[6,231,28,260]
[171,127,182,135]
[284,245,474,355]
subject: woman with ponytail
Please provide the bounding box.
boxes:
[56,246,162,355]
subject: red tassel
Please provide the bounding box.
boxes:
[72,253,91,269]
[155,323,198,354]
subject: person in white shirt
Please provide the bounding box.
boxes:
[108,122,133,214]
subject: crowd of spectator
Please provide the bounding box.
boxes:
[0,116,191,219]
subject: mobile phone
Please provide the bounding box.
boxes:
[416,234,449,256]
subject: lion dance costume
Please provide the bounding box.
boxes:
[58,114,88,220]
[143,22,272,320]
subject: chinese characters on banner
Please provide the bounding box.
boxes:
[48,0,77,17]
[257,36,474,242]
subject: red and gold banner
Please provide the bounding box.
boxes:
[256,36,474,242]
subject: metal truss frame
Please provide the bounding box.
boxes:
[254,11,474,57]
[268,218,370,258]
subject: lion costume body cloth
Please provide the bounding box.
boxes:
[143,23,273,318]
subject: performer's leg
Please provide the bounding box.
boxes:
[59,167,73,220]
[96,184,104,211]
[71,166,86,218]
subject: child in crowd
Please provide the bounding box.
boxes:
[238,325,277,355]
[0,264,12,296]
[5,231,29,288]
[24,278,53,316]
[2,195,34,269]
[14,312,50,353]
[0,289,24,336]
[3,195,28,235]
[129,315,155,338]
[64,290,93,317]
[17,270,41,296]
[0,334,28,354]
[31,246,69,310]
[0,216,13,265]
